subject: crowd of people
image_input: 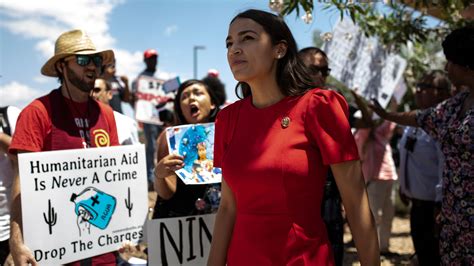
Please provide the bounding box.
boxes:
[0,7,472,266]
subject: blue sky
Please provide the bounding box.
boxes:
[0,0,342,117]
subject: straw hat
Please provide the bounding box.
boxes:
[41,29,114,77]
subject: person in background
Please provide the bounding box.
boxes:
[153,79,221,218]
[208,9,379,265]
[8,29,119,266]
[102,59,131,114]
[132,49,165,191]
[398,70,451,266]
[92,78,139,145]
[370,26,473,265]
[0,105,21,265]
[352,95,398,257]
[298,46,344,266]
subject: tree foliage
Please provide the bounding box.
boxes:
[271,0,473,107]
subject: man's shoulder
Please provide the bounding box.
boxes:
[21,90,58,116]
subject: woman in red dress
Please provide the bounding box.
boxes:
[207,9,380,266]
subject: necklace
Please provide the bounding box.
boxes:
[63,83,91,148]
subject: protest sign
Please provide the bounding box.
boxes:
[134,75,175,125]
[163,76,181,93]
[323,19,407,108]
[18,145,148,264]
[166,123,222,185]
[147,214,215,266]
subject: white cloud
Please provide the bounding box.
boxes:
[0,81,44,108]
[113,49,143,82]
[0,0,175,90]
[0,0,118,57]
[164,25,178,36]
[33,75,50,84]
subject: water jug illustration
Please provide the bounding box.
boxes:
[70,187,116,229]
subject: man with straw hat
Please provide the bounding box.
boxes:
[8,29,119,265]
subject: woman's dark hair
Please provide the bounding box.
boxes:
[174,79,220,125]
[298,47,328,62]
[230,9,321,99]
[442,26,474,70]
[202,76,227,106]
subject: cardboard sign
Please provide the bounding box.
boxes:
[162,76,181,93]
[323,19,407,108]
[166,123,222,185]
[134,76,175,125]
[147,214,215,266]
[18,145,148,264]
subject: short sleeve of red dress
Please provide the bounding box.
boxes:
[305,89,359,165]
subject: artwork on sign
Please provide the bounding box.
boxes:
[70,187,117,236]
[166,123,222,185]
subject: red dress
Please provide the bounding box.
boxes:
[214,88,359,265]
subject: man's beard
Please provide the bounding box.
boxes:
[66,67,95,93]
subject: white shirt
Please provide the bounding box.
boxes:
[399,126,444,202]
[113,111,139,145]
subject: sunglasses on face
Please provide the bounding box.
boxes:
[66,54,103,68]
[415,83,441,93]
[308,65,331,77]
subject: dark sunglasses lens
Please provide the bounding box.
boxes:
[92,55,103,67]
[76,55,90,66]
[75,55,103,67]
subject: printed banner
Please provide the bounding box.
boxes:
[134,76,175,125]
[323,19,407,108]
[18,145,148,264]
[166,123,222,185]
[147,214,216,265]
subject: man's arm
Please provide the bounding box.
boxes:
[9,151,38,266]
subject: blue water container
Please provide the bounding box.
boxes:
[70,187,116,229]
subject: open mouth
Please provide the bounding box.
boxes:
[85,72,96,79]
[190,105,199,116]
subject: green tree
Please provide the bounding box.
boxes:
[270,0,472,107]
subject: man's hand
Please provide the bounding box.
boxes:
[10,241,38,266]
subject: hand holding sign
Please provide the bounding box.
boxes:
[154,153,185,179]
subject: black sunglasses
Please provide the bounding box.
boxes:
[66,54,103,68]
[415,83,445,93]
[309,65,331,77]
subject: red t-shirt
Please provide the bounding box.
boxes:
[214,88,359,265]
[10,89,119,265]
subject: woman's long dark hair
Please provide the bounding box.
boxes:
[174,79,220,125]
[230,9,321,99]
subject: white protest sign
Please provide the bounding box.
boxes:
[147,214,215,266]
[323,19,407,108]
[135,75,175,125]
[18,145,148,265]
